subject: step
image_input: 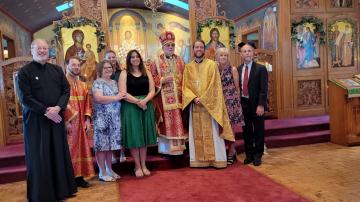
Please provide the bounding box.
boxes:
[0,164,26,184]
[0,144,25,167]
[265,130,330,148]
[234,130,330,153]
[0,128,329,184]
[235,115,329,139]
[265,115,329,136]
[0,155,189,184]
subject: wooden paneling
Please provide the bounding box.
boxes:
[286,0,360,117]
[0,30,3,62]
[293,76,326,116]
[325,0,357,12]
[291,0,326,13]
[0,57,32,146]
[189,0,217,60]
[241,26,261,49]
[277,0,294,117]
[328,80,360,145]
[255,49,278,117]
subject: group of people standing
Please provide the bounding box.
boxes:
[18,30,268,201]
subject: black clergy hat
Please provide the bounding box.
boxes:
[237,41,257,49]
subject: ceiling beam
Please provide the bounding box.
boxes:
[0,6,32,33]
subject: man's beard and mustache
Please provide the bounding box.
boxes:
[34,54,49,63]
[194,51,205,59]
[67,67,81,77]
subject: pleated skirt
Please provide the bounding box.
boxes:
[121,96,157,148]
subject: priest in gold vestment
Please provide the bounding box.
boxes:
[182,40,234,168]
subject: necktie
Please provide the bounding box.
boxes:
[243,65,249,97]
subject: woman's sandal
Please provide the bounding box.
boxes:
[107,170,121,180]
[134,168,144,178]
[142,168,151,176]
[99,174,116,182]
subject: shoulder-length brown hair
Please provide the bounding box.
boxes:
[126,49,147,76]
[96,60,112,78]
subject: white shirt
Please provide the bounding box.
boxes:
[241,61,253,98]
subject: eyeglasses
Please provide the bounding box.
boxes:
[33,47,48,51]
[165,43,175,47]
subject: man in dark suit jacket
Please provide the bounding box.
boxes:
[237,42,268,166]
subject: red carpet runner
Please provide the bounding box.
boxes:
[118,164,308,202]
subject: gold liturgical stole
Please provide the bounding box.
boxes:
[182,59,234,142]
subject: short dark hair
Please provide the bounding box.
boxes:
[192,39,206,49]
[65,56,81,65]
[96,60,112,78]
[237,41,257,50]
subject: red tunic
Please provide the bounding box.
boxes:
[149,54,187,154]
[64,75,95,177]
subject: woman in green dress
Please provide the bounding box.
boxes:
[119,49,157,177]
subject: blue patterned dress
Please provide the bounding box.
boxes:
[92,79,121,151]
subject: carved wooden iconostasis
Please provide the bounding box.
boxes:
[233,0,359,118]
[255,50,277,117]
[0,57,33,145]
[290,0,359,117]
[0,0,109,146]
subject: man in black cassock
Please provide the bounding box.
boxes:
[17,39,77,202]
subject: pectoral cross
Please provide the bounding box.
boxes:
[194,80,201,87]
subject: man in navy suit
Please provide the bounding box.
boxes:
[237,42,268,166]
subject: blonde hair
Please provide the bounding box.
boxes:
[215,47,230,65]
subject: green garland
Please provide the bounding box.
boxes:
[196,18,236,49]
[53,17,106,53]
[291,16,326,45]
[327,18,357,48]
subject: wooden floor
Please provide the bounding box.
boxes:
[0,142,359,202]
[252,143,360,202]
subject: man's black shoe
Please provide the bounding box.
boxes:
[76,177,91,188]
[253,159,262,166]
[243,157,254,164]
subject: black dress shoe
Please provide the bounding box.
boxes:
[253,159,262,166]
[243,157,254,164]
[76,177,91,188]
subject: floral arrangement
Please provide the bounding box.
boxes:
[291,16,326,45]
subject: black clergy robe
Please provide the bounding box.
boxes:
[17,61,77,202]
